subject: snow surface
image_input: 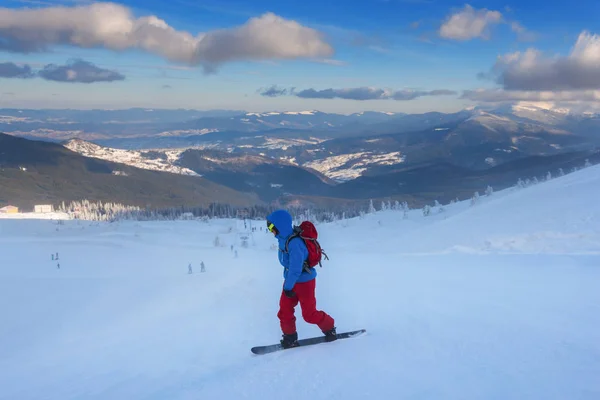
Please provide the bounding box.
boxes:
[2,166,600,399]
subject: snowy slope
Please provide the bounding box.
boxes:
[64,139,199,176]
[1,166,600,399]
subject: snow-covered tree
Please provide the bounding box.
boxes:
[558,168,565,177]
[585,158,592,168]
[485,185,493,196]
[368,200,376,214]
[546,171,552,181]
[470,191,480,206]
[422,205,431,216]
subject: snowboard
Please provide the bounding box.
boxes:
[251,329,366,355]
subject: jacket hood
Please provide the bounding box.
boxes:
[267,209,293,238]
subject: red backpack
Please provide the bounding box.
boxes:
[284,221,329,271]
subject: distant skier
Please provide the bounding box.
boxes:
[266,209,336,349]
[200,261,205,273]
[188,263,193,274]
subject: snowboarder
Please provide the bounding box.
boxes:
[266,209,336,349]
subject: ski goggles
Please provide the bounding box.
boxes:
[267,221,277,234]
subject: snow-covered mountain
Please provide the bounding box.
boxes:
[2,162,599,399]
[304,151,405,182]
[64,138,410,183]
[64,139,200,176]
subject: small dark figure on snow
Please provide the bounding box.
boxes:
[200,261,205,273]
[266,209,336,349]
[188,263,193,274]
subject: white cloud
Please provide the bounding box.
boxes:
[510,21,537,42]
[0,3,333,73]
[489,31,600,91]
[439,4,503,40]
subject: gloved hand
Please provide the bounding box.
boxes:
[283,289,296,298]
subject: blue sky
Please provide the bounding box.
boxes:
[1,0,599,113]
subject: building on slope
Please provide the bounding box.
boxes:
[0,205,19,214]
[34,204,54,213]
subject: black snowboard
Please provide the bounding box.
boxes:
[251,329,366,355]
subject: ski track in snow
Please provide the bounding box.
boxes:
[2,166,600,399]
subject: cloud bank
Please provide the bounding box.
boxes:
[461,89,600,102]
[490,32,600,91]
[0,59,123,83]
[468,31,600,104]
[39,59,125,83]
[0,62,33,78]
[259,85,456,101]
[0,3,333,73]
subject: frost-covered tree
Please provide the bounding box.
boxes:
[470,191,480,206]
[422,205,431,216]
[546,171,552,181]
[485,185,493,196]
[381,201,387,211]
[558,168,565,177]
[533,176,539,184]
[368,200,376,214]
[394,200,400,211]
[585,158,592,168]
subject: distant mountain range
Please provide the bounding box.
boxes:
[2,103,600,210]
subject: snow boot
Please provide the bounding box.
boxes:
[323,327,337,342]
[280,332,299,349]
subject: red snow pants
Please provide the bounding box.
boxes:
[277,278,335,335]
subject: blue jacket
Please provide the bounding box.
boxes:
[267,210,317,291]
